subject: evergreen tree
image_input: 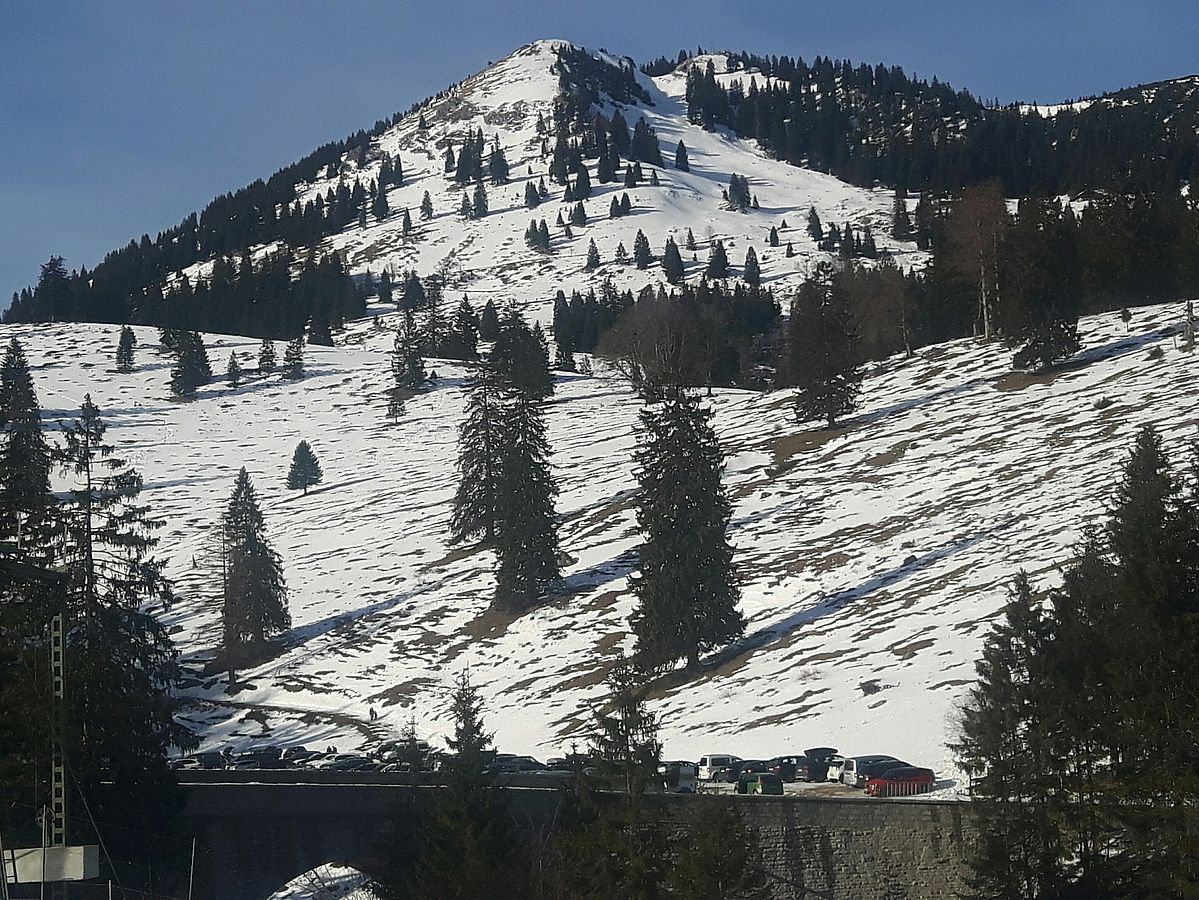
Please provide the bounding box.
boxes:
[492,388,559,612]
[524,181,541,208]
[807,206,823,242]
[371,184,389,221]
[768,225,780,247]
[420,190,433,220]
[570,201,587,227]
[472,182,489,218]
[614,242,630,265]
[632,393,744,670]
[491,310,552,400]
[891,189,913,239]
[55,394,195,791]
[283,335,304,379]
[685,228,696,251]
[650,169,660,187]
[633,230,653,269]
[743,246,761,288]
[401,207,412,236]
[226,351,242,388]
[573,165,592,199]
[706,239,729,279]
[460,192,472,219]
[0,338,52,542]
[620,193,632,215]
[392,310,428,391]
[395,671,519,899]
[783,263,862,427]
[451,365,506,545]
[222,468,290,656]
[258,338,276,373]
[666,805,771,900]
[727,174,751,211]
[584,238,601,271]
[286,440,323,494]
[478,299,500,341]
[609,195,622,219]
[170,332,211,398]
[488,140,509,185]
[785,241,795,258]
[674,140,689,172]
[115,326,136,372]
[662,237,685,284]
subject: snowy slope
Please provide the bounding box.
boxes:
[9,298,1197,783]
[179,40,924,329]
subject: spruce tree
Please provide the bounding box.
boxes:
[0,338,52,542]
[584,238,601,271]
[258,338,276,373]
[286,440,323,494]
[451,364,506,545]
[392,310,428,391]
[743,246,761,288]
[170,332,212,398]
[226,351,242,388]
[401,207,412,236]
[806,206,823,242]
[420,190,433,220]
[115,326,136,372]
[674,140,689,172]
[222,468,289,654]
[478,299,500,341]
[492,388,559,613]
[631,393,744,670]
[685,228,696,251]
[609,196,622,219]
[58,395,195,784]
[633,230,653,269]
[783,264,862,427]
[397,671,519,899]
[472,182,489,218]
[371,184,389,221]
[460,193,472,219]
[706,240,729,279]
[283,335,304,379]
[891,189,913,239]
[614,242,630,265]
[768,225,780,247]
[524,181,540,208]
[490,310,553,400]
[662,237,685,284]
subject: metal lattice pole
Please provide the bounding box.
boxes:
[49,613,66,847]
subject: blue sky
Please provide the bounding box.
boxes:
[2,0,1196,296]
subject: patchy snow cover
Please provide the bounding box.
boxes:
[9,298,1197,789]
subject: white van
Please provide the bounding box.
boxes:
[840,755,903,788]
[697,754,741,781]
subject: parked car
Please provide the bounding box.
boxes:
[281,746,317,765]
[487,754,545,774]
[865,767,936,797]
[765,756,801,782]
[799,747,840,782]
[713,760,769,783]
[824,755,846,782]
[841,755,908,788]
[736,772,785,795]
[659,761,698,794]
[698,754,741,781]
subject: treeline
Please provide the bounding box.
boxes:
[7,249,364,340]
[553,279,780,391]
[684,53,1199,195]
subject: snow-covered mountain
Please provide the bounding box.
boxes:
[176,39,924,327]
[12,41,1198,783]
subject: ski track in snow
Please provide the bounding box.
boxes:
[12,42,1199,786]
